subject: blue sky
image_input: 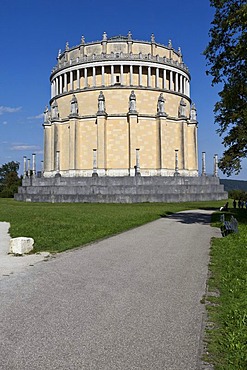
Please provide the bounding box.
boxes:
[1,0,246,179]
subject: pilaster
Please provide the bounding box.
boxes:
[128,112,139,175]
[69,119,76,170]
[96,114,107,175]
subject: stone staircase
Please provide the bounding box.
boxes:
[15,176,227,203]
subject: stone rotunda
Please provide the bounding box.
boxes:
[44,31,197,177]
[15,32,227,203]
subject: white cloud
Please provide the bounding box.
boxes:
[0,106,22,115]
[11,145,41,151]
[27,113,43,120]
[2,121,7,125]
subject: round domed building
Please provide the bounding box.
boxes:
[43,32,198,178]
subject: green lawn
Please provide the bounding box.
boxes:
[205,208,247,369]
[0,198,223,253]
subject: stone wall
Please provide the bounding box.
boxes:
[15,176,227,203]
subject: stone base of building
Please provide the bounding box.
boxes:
[15,176,227,203]
[43,169,199,178]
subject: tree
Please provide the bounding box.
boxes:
[204,0,247,176]
[0,161,21,198]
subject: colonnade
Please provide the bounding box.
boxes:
[51,63,190,99]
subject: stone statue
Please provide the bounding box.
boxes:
[57,49,61,59]
[190,102,197,121]
[151,33,155,43]
[102,32,107,41]
[168,39,172,49]
[81,35,85,44]
[178,98,186,118]
[129,91,136,112]
[44,106,51,123]
[65,41,69,51]
[51,100,59,119]
[98,91,105,113]
[128,30,132,40]
[70,94,78,115]
[157,93,165,115]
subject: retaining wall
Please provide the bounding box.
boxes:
[14,176,227,203]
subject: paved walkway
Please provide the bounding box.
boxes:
[0,222,50,277]
[0,210,221,370]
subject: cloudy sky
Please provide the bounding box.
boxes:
[1,0,246,179]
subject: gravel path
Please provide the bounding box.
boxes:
[0,210,221,370]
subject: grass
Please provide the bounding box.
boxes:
[204,207,247,369]
[0,198,223,253]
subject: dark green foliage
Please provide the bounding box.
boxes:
[228,189,247,201]
[204,0,247,175]
[0,161,21,198]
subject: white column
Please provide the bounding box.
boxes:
[93,66,96,87]
[41,160,44,176]
[139,65,142,86]
[169,71,173,90]
[92,149,98,176]
[163,69,166,89]
[183,77,186,95]
[175,72,178,92]
[101,65,105,86]
[77,69,80,89]
[64,73,67,92]
[180,74,183,93]
[32,153,36,178]
[51,82,53,98]
[148,66,151,87]
[135,149,140,176]
[202,152,206,176]
[23,156,27,179]
[84,68,88,87]
[111,65,114,85]
[59,75,62,94]
[27,158,31,177]
[120,65,123,85]
[214,154,218,177]
[174,150,179,176]
[156,68,159,88]
[187,79,190,97]
[70,71,73,91]
[55,78,59,96]
[130,65,133,86]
